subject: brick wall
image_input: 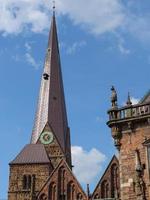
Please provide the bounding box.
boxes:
[8,164,51,200]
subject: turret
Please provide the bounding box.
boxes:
[107,89,150,200]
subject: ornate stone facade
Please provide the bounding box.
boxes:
[107,89,150,200]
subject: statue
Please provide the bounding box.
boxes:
[111,86,118,108]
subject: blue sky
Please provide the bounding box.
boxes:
[0,0,150,198]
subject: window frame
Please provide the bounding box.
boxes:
[143,139,150,182]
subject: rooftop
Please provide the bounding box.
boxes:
[10,144,50,165]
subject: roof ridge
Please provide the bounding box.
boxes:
[139,89,150,104]
[10,144,50,165]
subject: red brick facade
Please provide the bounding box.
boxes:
[8,13,88,200]
[108,88,150,200]
[92,156,120,199]
[37,159,87,200]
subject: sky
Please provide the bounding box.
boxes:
[0,0,150,199]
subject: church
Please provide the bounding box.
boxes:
[8,8,150,200]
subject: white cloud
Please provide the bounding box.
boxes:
[114,33,131,55]
[66,41,87,55]
[118,42,131,55]
[131,97,139,105]
[0,0,150,47]
[24,42,40,69]
[118,44,130,55]
[0,0,50,35]
[25,53,39,70]
[0,0,125,35]
[25,42,32,51]
[57,0,125,35]
[123,96,139,106]
[71,146,106,184]
[127,14,150,44]
[11,42,40,69]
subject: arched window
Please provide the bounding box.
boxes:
[72,185,75,199]
[58,167,66,200]
[111,164,118,198]
[28,175,31,189]
[101,180,109,198]
[49,182,56,200]
[77,193,83,200]
[22,175,32,190]
[67,181,75,200]
[23,175,27,189]
[106,183,109,198]
[94,193,99,199]
[39,193,47,200]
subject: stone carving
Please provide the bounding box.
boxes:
[111,86,118,108]
[134,149,146,200]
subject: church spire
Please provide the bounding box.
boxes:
[31,13,69,152]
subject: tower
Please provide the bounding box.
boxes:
[31,12,72,169]
[107,88,150,200]
[8,11,87,200]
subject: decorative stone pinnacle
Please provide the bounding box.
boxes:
[126,92,132,106]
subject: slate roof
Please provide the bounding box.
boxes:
[10,144,50,165]
[31,13,68,153]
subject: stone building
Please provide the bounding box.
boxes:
[8,12,87,200]
[8,6,150,200]
[107,87,150,200]
[92,156,120,200]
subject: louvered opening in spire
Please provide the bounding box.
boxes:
[31,14,69,152]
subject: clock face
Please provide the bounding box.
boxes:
[40,131,54,145]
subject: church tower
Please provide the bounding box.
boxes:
[31,11,72,169]
[107,88,150,200]
[8,10,87,200]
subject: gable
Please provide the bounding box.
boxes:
[139,90,150,104]
[37,123,66,168]
[92,155,119,199]
[37,159,87,200]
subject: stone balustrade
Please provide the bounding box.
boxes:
[108,102,150,121]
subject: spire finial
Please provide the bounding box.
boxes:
[126,92,132,106]
[53,0,56,15]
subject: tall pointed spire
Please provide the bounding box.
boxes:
[31,13,69,152]
[53,0,56,15]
